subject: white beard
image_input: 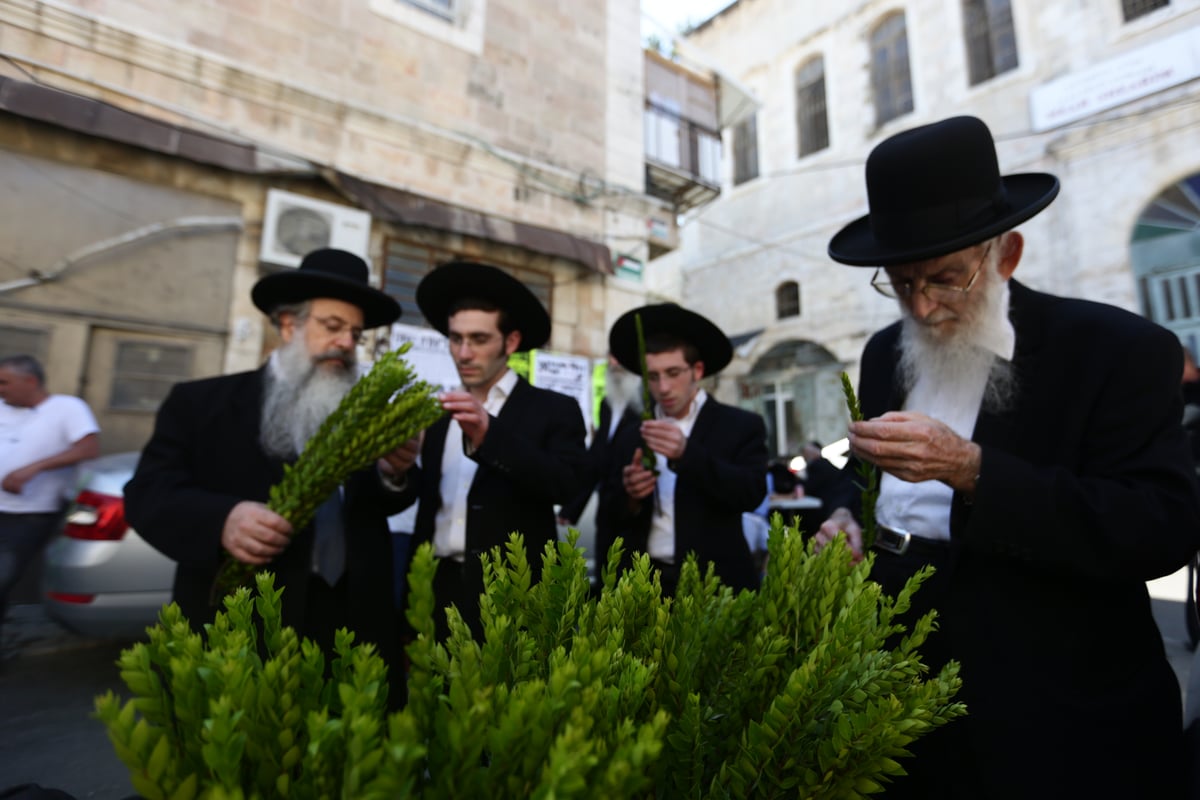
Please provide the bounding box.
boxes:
[898,270,1017,414]
[259,336,357,461]
[604,361,643,417]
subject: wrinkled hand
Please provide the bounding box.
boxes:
[1,465,39,494]
[813,506,864,564]
[850,411,981,493]
[440,391,490,450]
[640,420,688,461]
[378,433,422,477]
[622,447,658,501]
[221,501,293,566]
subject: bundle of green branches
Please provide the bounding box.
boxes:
[211,343,443,600]
[100,516,966,799]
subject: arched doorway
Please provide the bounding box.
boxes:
[1131,173,1200,355]
[737,339,844,460]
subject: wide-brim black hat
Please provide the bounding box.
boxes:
[416,261,551,351]
[609,303,732,376]
[252,248,400,328]
[828,116,1060,266]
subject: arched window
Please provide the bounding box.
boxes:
[776,281,801,319]
[795,57,829,157]
[1131,173,1200,352]
[870,13,914,127]
[962,0,1018,85]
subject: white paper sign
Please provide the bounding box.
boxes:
[533,351,593,435]
[386,323,460,392]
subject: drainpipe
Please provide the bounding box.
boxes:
[0,215,245,294]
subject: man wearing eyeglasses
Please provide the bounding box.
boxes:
[602,303,768,596]
[126,248,413,696]
[814,116,1200,798]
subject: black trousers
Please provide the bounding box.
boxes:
[432,556,484,642]
[0,511,62,652]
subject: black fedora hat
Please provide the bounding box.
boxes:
[252,248,400,328]
[609,303,732,377]
[828,116,1060,266]
[416,261,551,351]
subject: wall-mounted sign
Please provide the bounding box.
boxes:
[615,253,644,280]
[647,217,671,240]
[1030,27,1200,132]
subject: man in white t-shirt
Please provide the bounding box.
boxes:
[0,354,100,648]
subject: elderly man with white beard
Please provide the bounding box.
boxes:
[814,117,1200,799]
[557,356,643,564]
[125,249,417,700]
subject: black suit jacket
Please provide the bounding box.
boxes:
[400,375,587,569]
[604,395,768,591]
[124,368,403,662]
[850,280,1200,798]
[560,398,642,541]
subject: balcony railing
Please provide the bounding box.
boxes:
[644,102,721,212]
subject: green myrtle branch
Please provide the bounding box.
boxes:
[210,343,444,602]
[840,372,879,551]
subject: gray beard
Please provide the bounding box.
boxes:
[259,337,356,461]
[897,277,1018,415]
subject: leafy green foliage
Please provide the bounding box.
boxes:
[841,371,880,550]
[211,344,443,600]
[99,519,965,799]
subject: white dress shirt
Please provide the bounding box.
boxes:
[433,368,519,559]
[647,388,707,562]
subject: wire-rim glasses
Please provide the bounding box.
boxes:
[870,242,992,301]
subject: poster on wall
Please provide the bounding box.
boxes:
[532,350,593,438]
[385,323,459,392]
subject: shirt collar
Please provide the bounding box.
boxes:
[485,367,519,403]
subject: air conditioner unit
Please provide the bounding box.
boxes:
[260,189,372,268]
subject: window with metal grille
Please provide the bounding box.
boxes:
[870,13,914,127]
[382,239,553,329]
[1122,0,1169,22]
[795,58,829,157]
[962,0,1018,85]
[0,326,49,363]
[109,342,193,412]
[733,114,759,186]
[776,281,801,320]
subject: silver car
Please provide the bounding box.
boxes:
[40,451,175,639]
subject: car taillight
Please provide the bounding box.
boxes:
[63,490,127,541]
[46,591,96,604]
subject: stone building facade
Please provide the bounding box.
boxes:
[0,0,679,453]
[656,0,1200,459]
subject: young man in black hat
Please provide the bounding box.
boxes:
[603,303,768,596]
[385,261,587,640]
[814,116,1200,798]
[125,248,414,678]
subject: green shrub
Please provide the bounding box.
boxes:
[96,516,965,799]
